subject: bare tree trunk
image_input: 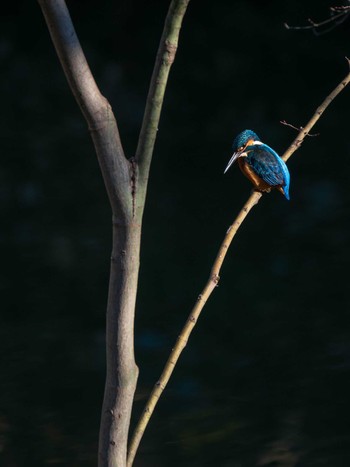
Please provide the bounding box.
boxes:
[38,0,190,465]
[99,219,141,466]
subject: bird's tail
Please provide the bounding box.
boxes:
[277,185,290,200]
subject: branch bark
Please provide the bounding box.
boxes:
[38,0,190,466]
[135,0,190,217]
[127,65,350,466]
[38,0,130,218]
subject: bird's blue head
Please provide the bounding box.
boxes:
[225,129,261,174]
[232,129,260,152]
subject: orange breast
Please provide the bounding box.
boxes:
[238,158,271,192]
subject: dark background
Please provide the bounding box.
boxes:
[2,1,350,466]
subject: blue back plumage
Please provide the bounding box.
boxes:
[247,143,290,200]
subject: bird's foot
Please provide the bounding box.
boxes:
[252,187,271,194]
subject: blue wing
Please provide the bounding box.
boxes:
[246,144,290,197]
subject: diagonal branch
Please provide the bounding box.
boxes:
[135,0,190,186]
[38,0,106,122]
[127,65,350,466]
[38,0,130,217]
[282,59,350,162]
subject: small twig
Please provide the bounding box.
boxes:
[331,5,350,11]
[285,8,350,35]
[127,65,350,466]
[280,120,319,137]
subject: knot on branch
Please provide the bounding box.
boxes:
[155,381,165,390]
[164,40,177,65]
[211,274,220,285]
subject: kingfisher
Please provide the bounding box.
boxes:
[224,129,290,200]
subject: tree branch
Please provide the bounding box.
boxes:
[282,59,350,162]
[284,6,350,36]
[38,0,131,218]
[135,0,190,189]
[280,120,319,137]
[127,65,350,466]
[38,0,105,121]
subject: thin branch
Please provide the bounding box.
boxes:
[135,0,190,185]
[331,5,350,11]
[127,65,350,466]
[280,120,319,137]
[38,0,130,217]
[283,60,350,162]
[285,7,350,35]
[126,192,262,467]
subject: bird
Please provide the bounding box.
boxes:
[224,129,290,200]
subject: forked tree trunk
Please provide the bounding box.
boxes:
[38,0,190,465]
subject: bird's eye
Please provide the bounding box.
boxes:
[238,146,244,152]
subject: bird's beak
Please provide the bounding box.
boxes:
[224,151,241,174]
